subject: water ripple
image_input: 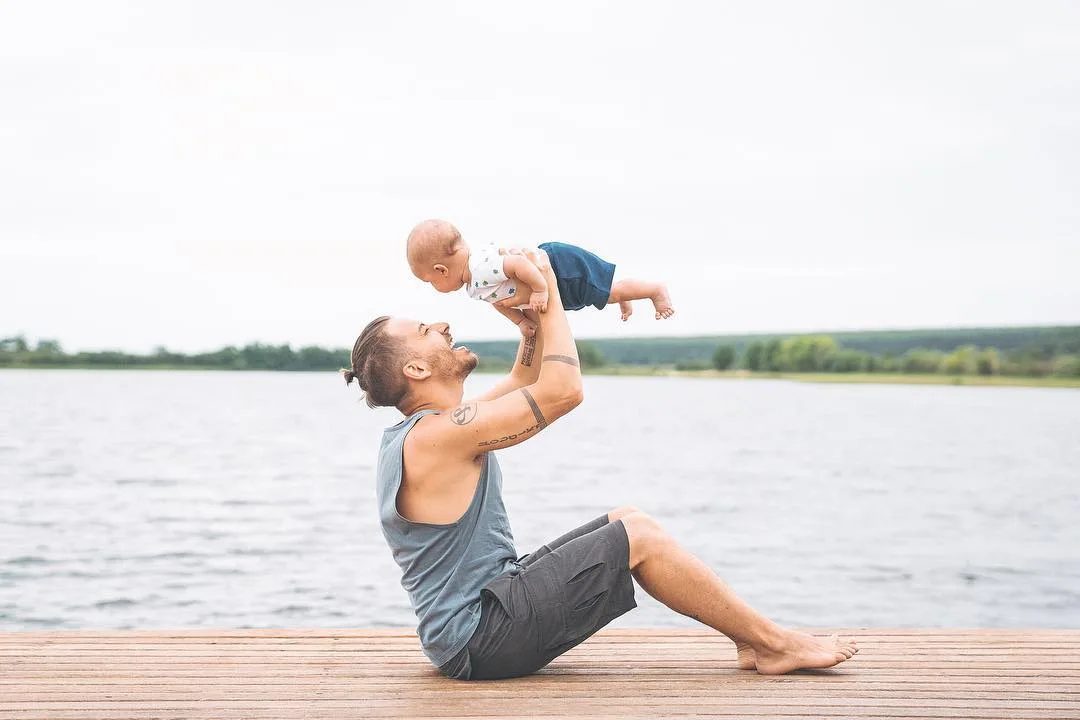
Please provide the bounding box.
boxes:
[4,556,50,566]
[1,370,1078,630]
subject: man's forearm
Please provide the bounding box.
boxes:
[493,302,528,328]
[512,312,542,378]
[534,271,581,392]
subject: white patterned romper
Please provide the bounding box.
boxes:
[465,242,522,306]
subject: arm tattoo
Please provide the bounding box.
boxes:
[520,335,536,367]
[475,388,551,447]
[520,387,548,427]
[542,354,579,367]
[478,421,544,447]
[450,403,478,426]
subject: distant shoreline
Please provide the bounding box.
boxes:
[589,367,1080,388]
[4,364,1078,388]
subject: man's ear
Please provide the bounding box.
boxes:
[433,263,449,276]
[403,357,431,381]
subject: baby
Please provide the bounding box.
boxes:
[406,219,673,336]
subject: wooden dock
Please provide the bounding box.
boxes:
[1,628,1078,719]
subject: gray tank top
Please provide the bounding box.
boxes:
[376,409,518,667]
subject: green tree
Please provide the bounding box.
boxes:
[780,336,838,372]
[575,341,606,369]
[1052,355,1080,377]
[762,338,783,372]
[744,341,765,371]
[975,348,1000,376]
[0,336,29,353]
[712,344,737,371]
[34,339,63,355]
[828,348,870,373]
[900,349,945,374]
[942,345,978,375]
[864,354,886,373]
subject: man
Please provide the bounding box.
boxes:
[343,249,857,680]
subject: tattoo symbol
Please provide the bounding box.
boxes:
[451,404,478,426]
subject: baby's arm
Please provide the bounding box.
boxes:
[492,302,537,337]
[501,254,549,312]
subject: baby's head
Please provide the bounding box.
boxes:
[406,219,470,293]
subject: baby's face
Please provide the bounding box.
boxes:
[414,262,464,294]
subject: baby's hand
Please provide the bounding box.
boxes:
[529,290,549,313]
[516,316,537,337]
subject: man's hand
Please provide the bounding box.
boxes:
[499,246,550,274]
[516,316,538,337]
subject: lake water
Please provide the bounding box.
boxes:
[1,369,1078,631]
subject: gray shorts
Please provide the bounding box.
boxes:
[439,515,637,680]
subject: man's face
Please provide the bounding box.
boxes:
[386,317,478,380]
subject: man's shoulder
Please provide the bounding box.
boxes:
[403,410,482,470]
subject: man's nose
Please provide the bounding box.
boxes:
[433,322,450,333]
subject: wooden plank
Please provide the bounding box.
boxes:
[1,678,1077,690]
[0,711,1073,720]
[1,688,1077,702]
[0,629,1078,720]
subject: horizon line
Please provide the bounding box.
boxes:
[3,321,1078,355]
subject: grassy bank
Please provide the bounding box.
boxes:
[5,364,1079,388]
[476,365,1080,388]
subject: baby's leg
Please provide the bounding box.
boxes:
[608,279,674,320]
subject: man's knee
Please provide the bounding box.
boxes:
[617,510,669,567]
[607,506,640,522]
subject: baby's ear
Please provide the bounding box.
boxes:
[433,263,449,275]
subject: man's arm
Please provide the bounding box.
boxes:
[469,248,550,403]
[491,302,534,334]
[470,311,543,402]
[415,262,582,456]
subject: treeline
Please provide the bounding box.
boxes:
[465,325,1080,367]
[0,337,346,371]
[3,325,1080,377]
[697,336,1080,378]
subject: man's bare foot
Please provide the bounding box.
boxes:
[752,631,858,675]
[619,300,633,321]
[736,641,757,670]
[652,286,674,319]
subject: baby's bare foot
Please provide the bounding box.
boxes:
[735,641,756,670]
[652,285,674,319]
[753,632,858,675]
[619,300,633,321]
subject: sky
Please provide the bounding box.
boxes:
[1,1,1078,353]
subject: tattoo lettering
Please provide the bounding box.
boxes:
[450,403,478,426]
[478,421,544,447]
[520,335,536,367]
[542,354,579,367]
[520,388,548,427]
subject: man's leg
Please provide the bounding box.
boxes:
[617,508,858,674]
[520,509,632,567]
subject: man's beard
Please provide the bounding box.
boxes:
[430,345,478,381]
